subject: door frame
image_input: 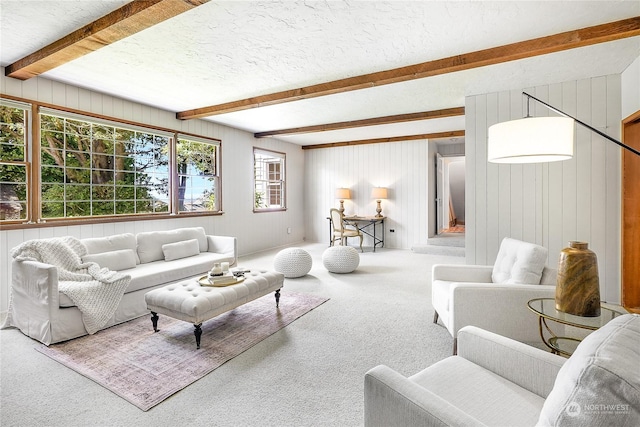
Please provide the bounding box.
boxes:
[622,110,640,313]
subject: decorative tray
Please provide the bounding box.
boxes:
[198,275,245,287]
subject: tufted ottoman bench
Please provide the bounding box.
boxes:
[145,270,284,349]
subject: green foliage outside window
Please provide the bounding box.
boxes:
[176,138,219,212]
[1,100,221,223]
[0,105,27,221]
[39,114,169,218]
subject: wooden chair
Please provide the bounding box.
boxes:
[329,208,363,252]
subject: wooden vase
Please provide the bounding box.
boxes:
[555,241,601,317]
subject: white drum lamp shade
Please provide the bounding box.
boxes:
[371,187,387,200]
[335,188,351,213]
[335,188,351,200]
[488,117,574,164]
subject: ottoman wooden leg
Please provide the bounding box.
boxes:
[194,323,203,349]
[275,289,281,307]
[151,312,159,332]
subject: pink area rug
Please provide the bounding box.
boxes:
[36,291,328,411]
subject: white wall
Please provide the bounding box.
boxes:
[466,75,623,303]
[304,140,432,249]
[621,55,640,119]
[0,70,305,314]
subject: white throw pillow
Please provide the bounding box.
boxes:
[137,227,207,263]
[162,239,200,261]
[82,249,137,271]
[81,233,140,264]
[491,237,548,284]
[537,314,640,426]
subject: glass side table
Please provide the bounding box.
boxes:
[527,298,627,357]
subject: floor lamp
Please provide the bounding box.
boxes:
[487,91,640,317]
[488,92,640,163]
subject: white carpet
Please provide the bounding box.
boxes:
[412,232,465,256]
[0,243,464,426]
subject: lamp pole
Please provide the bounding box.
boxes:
[523,92,640,157]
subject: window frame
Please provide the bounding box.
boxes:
[175,134,221,214]
[253,147,286,213]
[0,96,223,230]
[0,99,31,224]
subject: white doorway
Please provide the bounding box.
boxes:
[436,155,465,235]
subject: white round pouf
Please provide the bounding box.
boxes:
[322,246,360,273]
[273,248,313,278]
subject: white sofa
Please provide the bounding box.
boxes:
[432,237,557,352]
[365,314,640,427]
[4,227,237,345]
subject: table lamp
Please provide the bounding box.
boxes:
[371,187,388,218]
[335,188,351,214]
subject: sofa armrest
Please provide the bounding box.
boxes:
[432,264,493,283]
[2,260,59,345]
[449,283,556,343]
[364,365,484,427]
[206,235,237,266]
[457,326,565,398]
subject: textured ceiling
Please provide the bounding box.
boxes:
[1,1,639,146]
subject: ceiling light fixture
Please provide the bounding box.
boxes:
[488,92,640,164]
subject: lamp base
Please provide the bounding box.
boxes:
[555,241,601,317]
[339,200,345,214]
[375,200,382,218]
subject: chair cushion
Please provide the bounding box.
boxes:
[492,237,548,284]
[411,356,545,426]
[537,314,640,426]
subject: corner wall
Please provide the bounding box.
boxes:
[465,75,622,303]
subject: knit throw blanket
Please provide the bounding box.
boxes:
[11,237,131,335]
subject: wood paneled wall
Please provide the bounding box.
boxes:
[304,139,431,249]
[466,75,623,303]
[0,70,305,315]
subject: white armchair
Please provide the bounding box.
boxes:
[432,237,557,353]
[365,314,640,427]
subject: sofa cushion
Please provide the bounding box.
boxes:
[162,239,200,261]
[411,356,545,426]
[81,233,140,264]
[82,249,137,271]
[537,314,640,427]
[492,237,548,284]
[136,227,208,263]
[59,251,236,307]
[124,252,233,294]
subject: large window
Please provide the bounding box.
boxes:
[254,148,285,211]
[0,100,29,221]
[39,110,170,218]
[0,97,223,226]
[176,136,220,213]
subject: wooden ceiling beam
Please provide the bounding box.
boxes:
[301,130,465,150]
[254,107,464,138]
[178,17,640,120]
[5,0,209,80]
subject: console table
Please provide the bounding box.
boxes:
[527,298,627,357]
[328,215,385,252]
